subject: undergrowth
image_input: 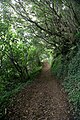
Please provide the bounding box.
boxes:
[51,48,80,120]
[0,67,42,119]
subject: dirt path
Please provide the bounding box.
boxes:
[6,62,70,120]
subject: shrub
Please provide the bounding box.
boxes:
[52,48,80,119]
[51,55,68,79]
[63,49,80,120]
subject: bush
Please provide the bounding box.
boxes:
[63,49,80,120]
[52,48,80,119]
[51,55,62,77]
[51,55,68,79]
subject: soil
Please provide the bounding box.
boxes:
[5,62,70,120]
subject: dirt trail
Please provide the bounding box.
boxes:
[6,62,70,120]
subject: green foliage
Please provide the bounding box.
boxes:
[63,49,80,120]
[51,55,62,77]
[51,54,69,79]
[0,20,44,119]
[27,46,41,73]
[52,49,80,119]
[0,0,80,119]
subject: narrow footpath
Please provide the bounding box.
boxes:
[6,62,70,120]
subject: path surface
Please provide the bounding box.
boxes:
[6,62,70,120]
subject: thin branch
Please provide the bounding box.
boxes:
[8,1,69,41]
[68,1,80,26]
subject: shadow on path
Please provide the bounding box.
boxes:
[6,62,70,120]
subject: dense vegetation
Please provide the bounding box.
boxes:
[52,47,80,119]
[0,0,80,119]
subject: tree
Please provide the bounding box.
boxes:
[2,0,79,57]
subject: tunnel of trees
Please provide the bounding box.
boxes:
[0,0,80,119]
